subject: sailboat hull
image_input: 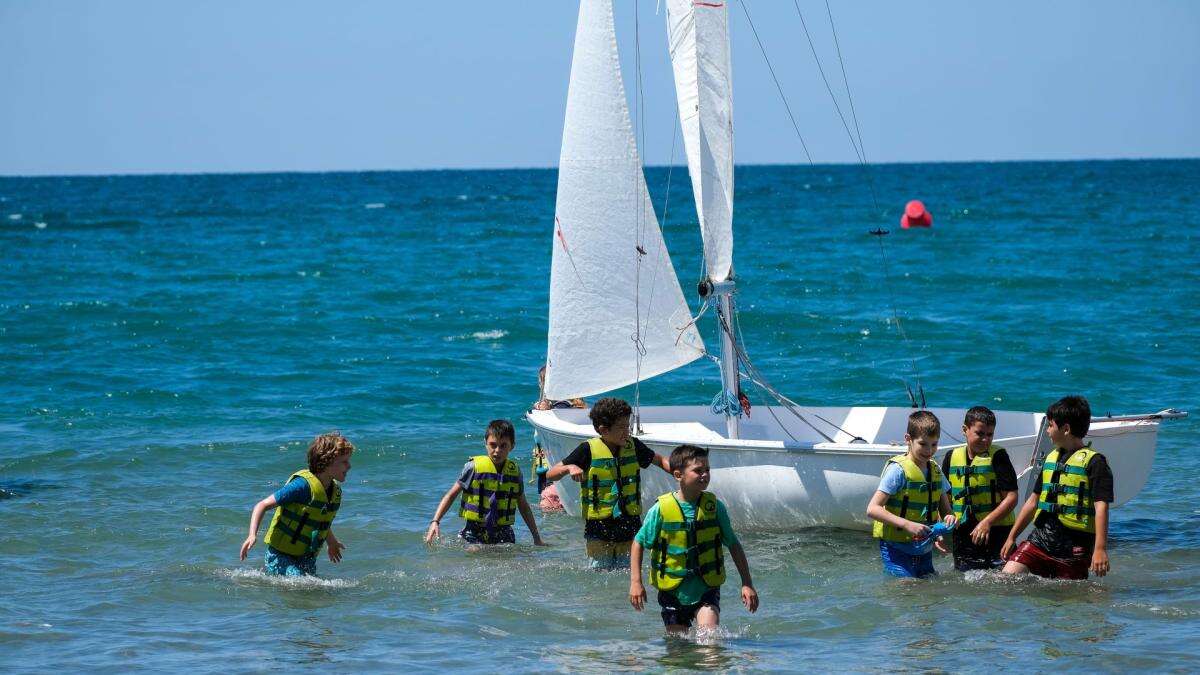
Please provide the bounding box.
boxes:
[527,405,1160,532]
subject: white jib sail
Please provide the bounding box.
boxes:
[665,0,734,282]
[545,0,705,401]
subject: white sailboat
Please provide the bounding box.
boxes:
[527,0,1185,531]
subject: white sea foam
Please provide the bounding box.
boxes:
[7,213,21,221]
[446,329,508,342]
[34,222,47,229]
[364,202,386,209]
[215,567,359,590]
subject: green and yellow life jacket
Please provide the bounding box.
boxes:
[649,491,726,591]
[264,469,341,557]
[946,445,1016,526]
[582,437,641,520]
[1037,446,1098,533]
[459,455,522,527]
[873,454,944,543]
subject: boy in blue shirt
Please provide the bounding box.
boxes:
[629,444,759,634]
[866,410,957,578]
[239,432,354,576]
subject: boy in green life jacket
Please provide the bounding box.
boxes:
[629,444,758,635]
[941,406,1019,571]
[544,397,672,568]
[1001,395,1114,580]
[866,410,957,578]
[425,419,546,547]
[240,432,354,576]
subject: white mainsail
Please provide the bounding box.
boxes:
[665,0,735,283]
[544,0,704,401]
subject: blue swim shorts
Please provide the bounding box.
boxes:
[879,541,937,578]
[264,547,318,576]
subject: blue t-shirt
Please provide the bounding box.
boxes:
[877,462,950,496]
[273,476,311,506]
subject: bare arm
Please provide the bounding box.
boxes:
[629,541,646,611]
[424,483,463,544]
[239,495,277,560]
[866,490,929,538]
[1000,492,1040,559]
[545,461,582,483]
[730,543,759,612]
[516,494,545,545]
[1090,501,1110,576]
[652,453,671,474]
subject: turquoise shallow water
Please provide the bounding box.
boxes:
[1,160,1198,671]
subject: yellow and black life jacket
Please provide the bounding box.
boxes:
[264,469,341,557]
[946,445,1016,526]
[459,455,522,527]
[872,454,944,543]
[1037,446,1098,533]
[582,437,641,520]
[649,491,726,591]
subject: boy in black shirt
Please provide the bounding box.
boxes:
[546,397,671,568]
[1002,395,1114,579]
[941,406,1019,571]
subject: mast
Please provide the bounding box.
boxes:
[665,0,738,438]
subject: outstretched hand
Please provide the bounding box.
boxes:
[629,580,647,611]
[327,539,346,563]
[424,521,441,545]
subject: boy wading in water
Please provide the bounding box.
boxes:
[866,410,957,578]
[240,432,354,576]
[425,419,546,547]
[1001,395,1113,579]
[545,397,671,568]
[630,445,758,634]
[942,406,1018,570]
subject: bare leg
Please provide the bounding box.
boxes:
[694,604,720,630]
[665,624,689,636]
[1001,559,1030,574]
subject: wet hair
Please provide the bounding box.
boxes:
[307,432,354,474]
[669,444,709,473]
[485,419,516,445]
[963,405,996,429]
[1047,395,1090,439]
[906,410,941,439]
[589,397,633,432]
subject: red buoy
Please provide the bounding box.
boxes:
[901,200,932,229]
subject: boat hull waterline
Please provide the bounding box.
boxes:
[527,406,1160,532]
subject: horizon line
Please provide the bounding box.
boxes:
[2,154,1197,180]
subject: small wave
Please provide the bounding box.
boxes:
[215,567,359,590]
[445,329,508,342]
[364,202,386,209]
[34,221,47,229]
[7,213,21,220]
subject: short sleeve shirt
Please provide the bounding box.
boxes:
[457,459,525,492]
[635,495,739,606]
[273,476,312,506]
[877,462,951,495]
[939,447,1018,525]
[562,437,657,542]
[1028,450,1114,558]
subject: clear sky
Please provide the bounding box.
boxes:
[2,0,1197,176]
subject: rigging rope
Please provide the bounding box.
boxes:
[737,0,814,165]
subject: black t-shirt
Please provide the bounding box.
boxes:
[562,437,656,542]
[940,446,1018,527]
[1028,450,1114,558]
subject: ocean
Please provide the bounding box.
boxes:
[1,159,1197,671]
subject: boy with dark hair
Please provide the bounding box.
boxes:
[425,419,546,546]
[866,410,957,578]
[1002,395,1113,579]
[941,406,1018,570]
[240,432,354,576]
[630,445,758,634]
[545,397,671,568]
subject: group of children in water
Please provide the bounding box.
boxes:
[239,394,1112,632]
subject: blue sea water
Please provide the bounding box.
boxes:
[1,160,1197,671]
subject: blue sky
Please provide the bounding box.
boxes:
[1,1,1197,176]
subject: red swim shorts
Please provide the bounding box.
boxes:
[1008,541,1089,580]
